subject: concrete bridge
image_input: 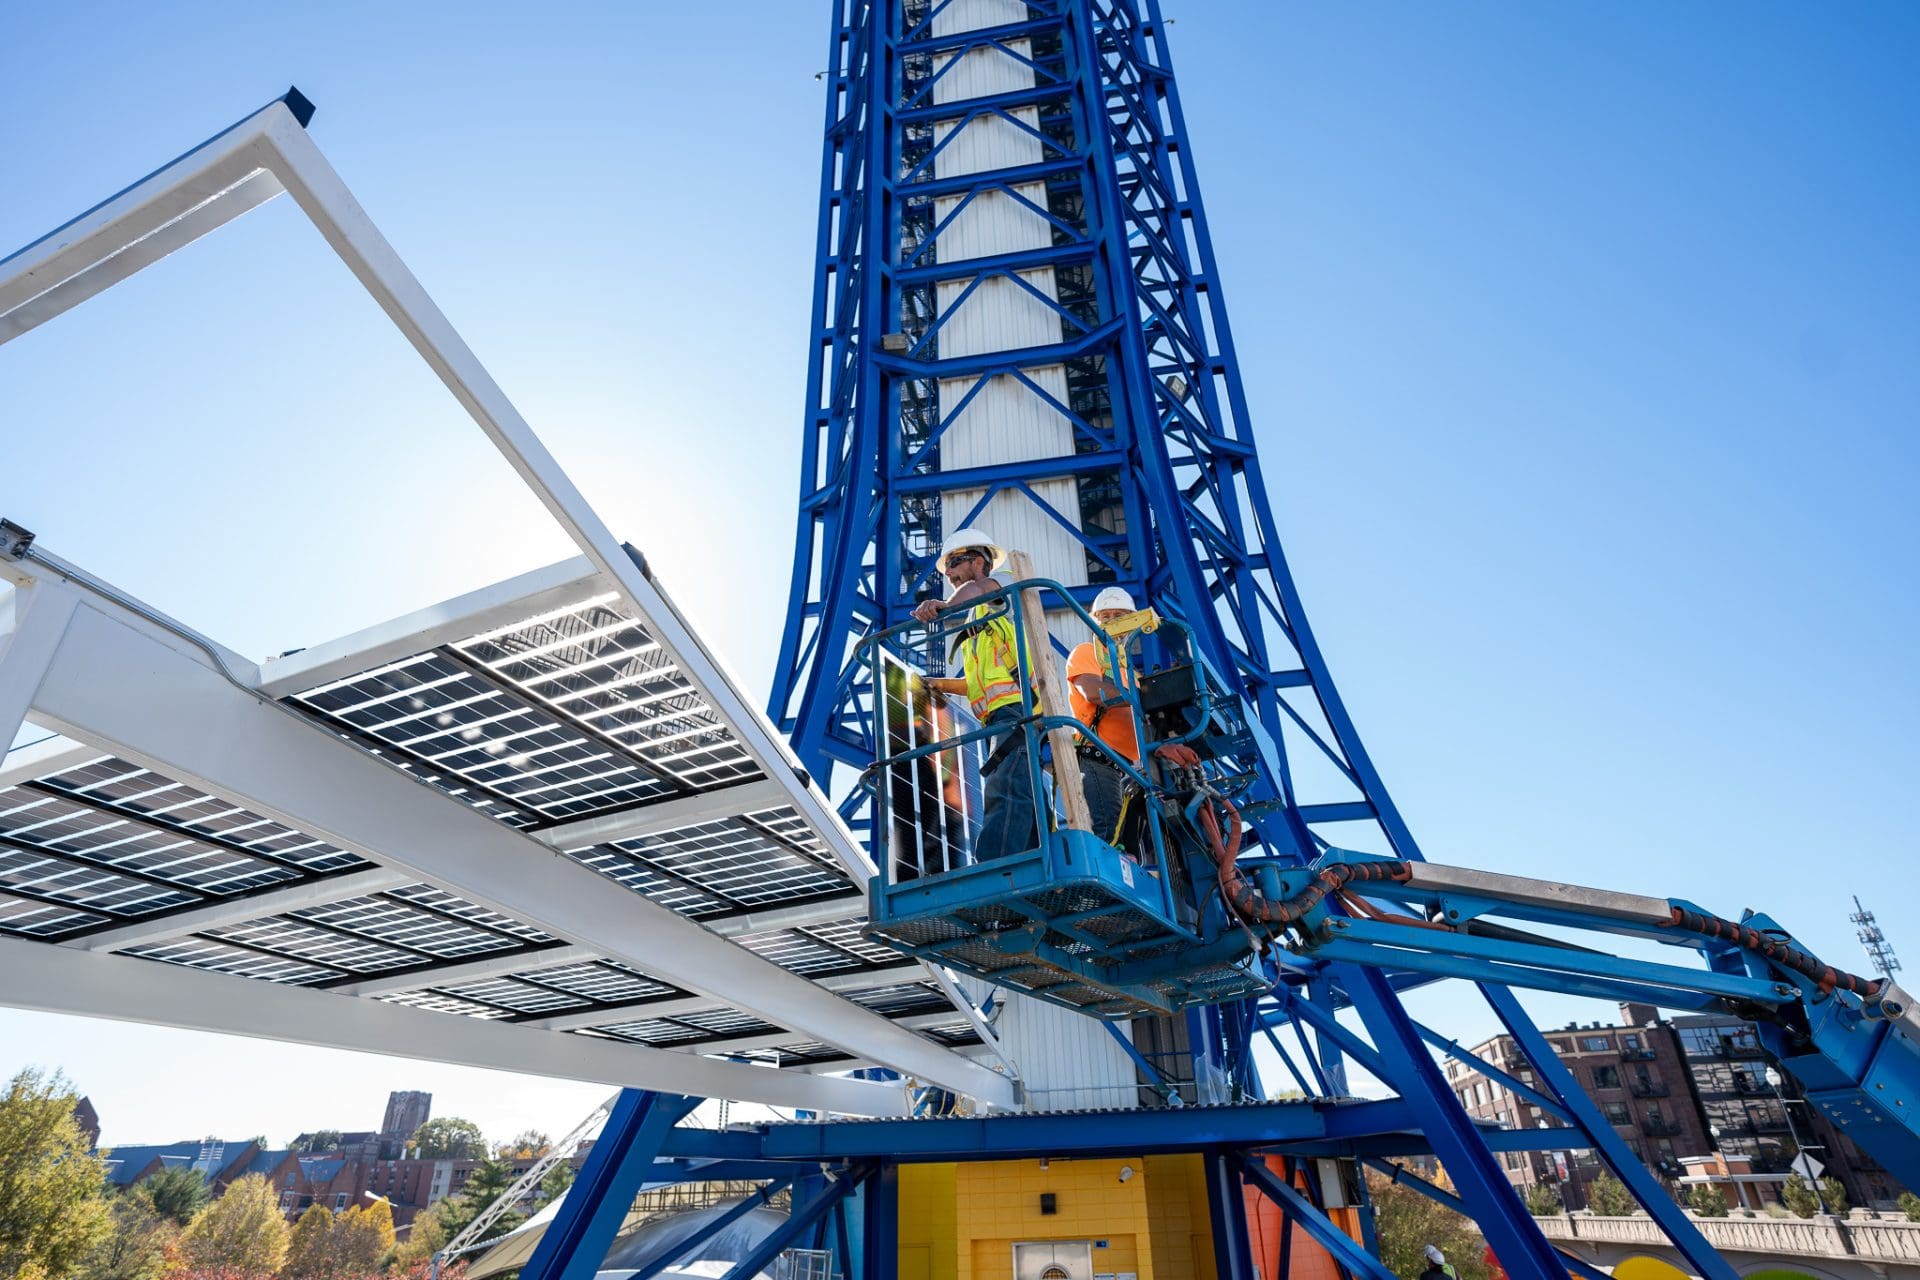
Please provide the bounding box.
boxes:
[1533,1211,1920,1279]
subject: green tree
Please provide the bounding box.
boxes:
[1686,1181,1729,1217]
[437,1158,521,1241]
[1897,1190,1920,1221]
[290,1130,344,1155]
[407,1119,487,1161]
[1521,1181,1563,1216]
[1781,1171,1820,1218]
[282,1204,333,1280]
[1586,1170,1637,1216]
[1819,1175,1849,1215]
[175,1174,289,1275]
[139,1165,211,1226]
[0,1067,113,1280]
[535,1160,574,1207]
[76,1189,177,1280]
[1363,1168,1493,1280]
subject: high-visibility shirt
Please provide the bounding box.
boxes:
[1067,637,1140,763]
[955,583,1024,719]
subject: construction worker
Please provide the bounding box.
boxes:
[1066,586,1145,847]
[1419,1244,1458,1279]
[913,527,1038,861]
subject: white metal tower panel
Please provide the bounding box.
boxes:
[926,0,1140,1110]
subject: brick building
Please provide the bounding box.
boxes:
[1444,1007,1708,1207]
[381,1090,433,1157]
[1671,1012,1905,1209]
[1441,1003,1910,1210]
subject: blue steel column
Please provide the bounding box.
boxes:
[1483,983,1739,1280]
[769,5,1646,1271]
[861,1160,897,1280]
[1343,970,1566,1275]
[1204,1152,1256,1280]
[521,1090,699,1280]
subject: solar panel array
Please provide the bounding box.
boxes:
[0,588,981,1071]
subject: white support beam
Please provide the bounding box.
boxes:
[0,99,1007,1102]
[0,934,906,1115]
[235,107,881,890]
[678,1011,967,1060]
[0,734,101,790]
[534,779,795,851]
[327,943,598,998]
[518,962,927,1033]
[69,868,414,954]
[0,95,291,340]
[0,585,78,758]
[256,558,609,698]
[20,590,1013,1106]
[705,896,864,939]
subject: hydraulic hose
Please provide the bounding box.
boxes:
[1663,906,1882,997]
[1178,797,1884,998]
[1185,787,1409,927]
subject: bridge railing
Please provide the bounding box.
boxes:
[1533,1209,1920,1262]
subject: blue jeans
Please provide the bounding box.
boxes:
[975,705,1039,862]
[1079,754,1127,846]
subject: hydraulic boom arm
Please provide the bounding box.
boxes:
[1244,848,1920,1187]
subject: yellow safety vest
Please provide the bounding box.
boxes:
[958,599,1024,718]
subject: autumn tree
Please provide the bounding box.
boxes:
[76,1188,177,1280]
[282,1204,334,1280]
[321,1205,388,1277]
[388,1202,449,1273]
[175,1174,290,1276]
[1363,1167,1493,1280]
[496,1130,551,1160]
[0,1067,112,1280]
[408,1119,487,1160]
[140,1165,211,1225]
[391,1260,467,1280]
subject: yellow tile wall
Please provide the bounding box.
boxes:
[1141,1154,1215,1280]
[900,1163,959,1280]
[896,1156,1238,1280]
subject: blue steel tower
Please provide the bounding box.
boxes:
[771,3,1734,1274]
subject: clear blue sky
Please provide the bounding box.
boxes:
[1,3,1915,1140]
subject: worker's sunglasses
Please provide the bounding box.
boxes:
[942,550,983,571]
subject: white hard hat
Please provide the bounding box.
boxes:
[1425,1245,1445,1264]
[937,526,1005,573]
[1090,586,1136,615]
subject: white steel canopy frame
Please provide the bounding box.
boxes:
[0,90,1012,1113]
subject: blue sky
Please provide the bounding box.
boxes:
[1,3,1915,1142]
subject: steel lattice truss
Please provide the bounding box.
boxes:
[0,91,1012,1116]
[763,3,1744,1274]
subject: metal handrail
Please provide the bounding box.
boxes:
[859,576,1176,903]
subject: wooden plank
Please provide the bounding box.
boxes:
[1005,551,1091,834]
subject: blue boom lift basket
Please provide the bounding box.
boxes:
[858,577,1274,1018]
